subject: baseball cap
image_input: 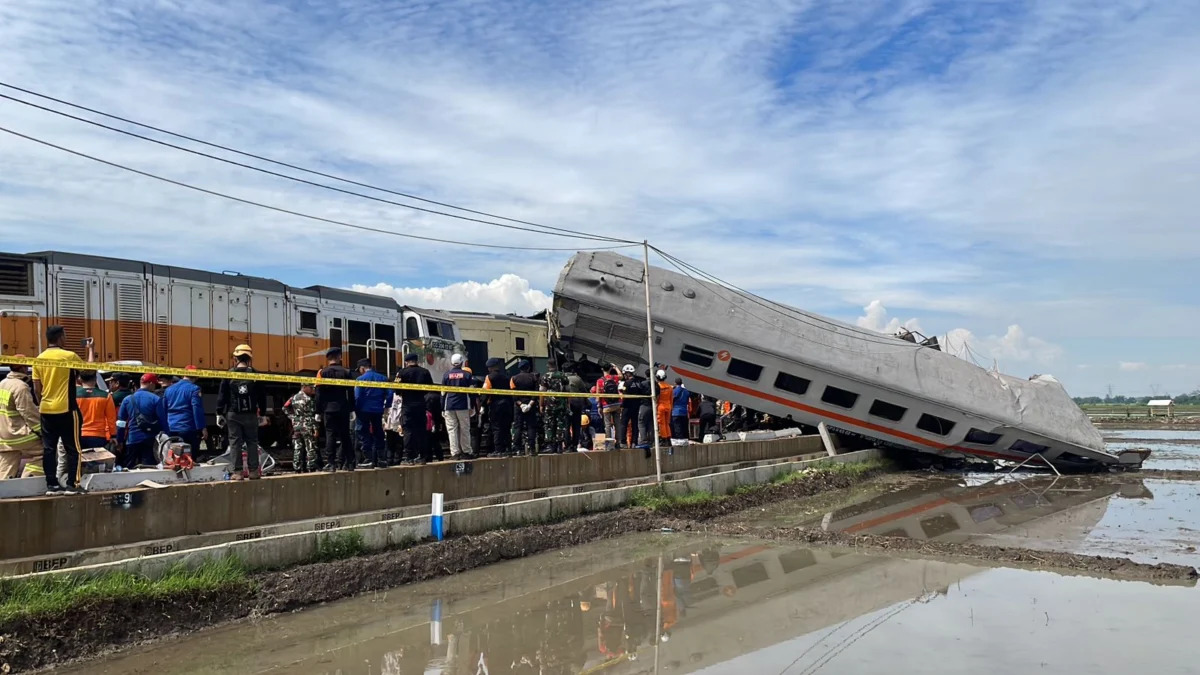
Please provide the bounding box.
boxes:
[141,373,160,385]
[404,352,419,363]
[184,365,198,371]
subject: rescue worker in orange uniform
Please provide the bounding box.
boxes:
[654,369,672,442]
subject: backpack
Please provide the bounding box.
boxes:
[132,408,158,434]
[228,368,257,414]
[602,378,619,396]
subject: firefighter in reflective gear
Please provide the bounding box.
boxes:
[0,359,43,479]
[283,382,320,472]
[542,370,570,453]
[655,369,673,442]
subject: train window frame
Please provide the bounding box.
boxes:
[774,372,811,396]
[405,317,420,340]
[426,319,440,338]
[679,344,715,369]
[821,386,859,409]
[439,321,456,340]
[1010,439,1051,455]
[298,310,318,334]
[515,336,526,352]
[0,259,32,296]
[726,358,763,382]
[868,399,907,422]
[965,428,1003,445]
[916,413,956,436]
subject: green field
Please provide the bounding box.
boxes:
[1079,404,1200,417]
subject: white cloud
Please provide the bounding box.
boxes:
[352,275,551,315]
[855,300,923,335]
[1119,361,1147,372]
[944,325,1063,368]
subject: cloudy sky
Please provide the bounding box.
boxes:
[1,0,1196,397]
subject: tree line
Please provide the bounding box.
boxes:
[1073,390,1200,406]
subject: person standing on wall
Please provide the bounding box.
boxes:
[564,363,588,450]
[441,353,476,459]
[697,396,718,440]
[596,365,621,447]
[316,347,355,472]
[116,373,169,469]
[77,370,116,453]
[510,360,540,456]
[671,378,690,444]
[354,358,392,469]
[654,369,673,445]
[617,365,647,453]
[383,372,405,465]
[217,345,268,479]
[398,352,434,464]
[163,365,206,458]
[0,357,44,479]
[283,382,321,472]
[481,358,513,457]
[32,326,94,494]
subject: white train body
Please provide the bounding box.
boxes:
[553,252,1128,471]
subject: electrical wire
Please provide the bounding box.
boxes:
[0,81,634,244]
[650,247,920,354]
[0,91,628,244]
[653,245,926,350]
[0,124,637,253]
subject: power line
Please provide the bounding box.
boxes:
[0,124,637,253]
[0,81,633,244]
[651,245,927,351]
[650,246,921,353]
[0,90,629,244]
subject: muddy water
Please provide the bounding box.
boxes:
[1104,429,1200,470]
[78,532,1198,674]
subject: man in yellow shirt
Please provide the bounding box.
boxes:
[32,326,94,495]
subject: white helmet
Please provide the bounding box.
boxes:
[622,364,636,374]
[450,353,464,366]
[655,369,667,380]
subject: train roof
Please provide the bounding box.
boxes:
[446,310,545,326]
[303,285,397,310]
[27,250,288,293]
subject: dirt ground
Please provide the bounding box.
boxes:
[2,466,1197,673]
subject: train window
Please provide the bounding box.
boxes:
[298,311,317,333]
[0,259,32,296]
[332,318,342,328]
[869,399,907,422]
[374,323,396,346]
[426,319,440,337]
[439,322,456,340]
[679,344,715,368]
[405,317,419,339]
[1010,439,1050,454]
[916,413,956,436]
[726,358,762,381]
[348,320,371,344]
[329,326,342,350]
[965,428,1003,445]
[821,386,859,409]
[774,372,811,396]
[515,337,526,352]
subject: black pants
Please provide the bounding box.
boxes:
[489,404,514,456]
[401,406,429,462]
[323,410,353,468]
[513,405,539,455]
[568,400,584,450]
[699,414,716,438]
[41,411,81,489]
[671,415,689,442]
[122,439,157,469]
[385,429,404,465]
[618,407,639,449]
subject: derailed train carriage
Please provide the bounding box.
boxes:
[552,251,1144,472]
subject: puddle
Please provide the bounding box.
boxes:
[73,532,1198,674]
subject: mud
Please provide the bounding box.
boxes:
[667,521,1199,582]
[4,465,1198,673]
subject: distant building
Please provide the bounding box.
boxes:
[1148,399,1175,418]
[446,312,549,375]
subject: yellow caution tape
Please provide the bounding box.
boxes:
[0,355,650,399]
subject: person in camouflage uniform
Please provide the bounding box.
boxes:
[283,383,322,472]
[541,370,571,454]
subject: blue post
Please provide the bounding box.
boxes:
[432,492,444,541]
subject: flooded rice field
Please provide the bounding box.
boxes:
[1104,429,1200,471]
[74,431,1200,675]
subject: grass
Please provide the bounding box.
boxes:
[311,529,369,563]
[0,555,248,623]
[628,458,891,511]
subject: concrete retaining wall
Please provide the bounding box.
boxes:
[2,435,824,564]
[12,448,880,581]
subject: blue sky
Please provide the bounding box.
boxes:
[1,0,1197,397]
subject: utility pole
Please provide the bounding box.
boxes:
[1106,384,1114,402]
[643,240,663,484]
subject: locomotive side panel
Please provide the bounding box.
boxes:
[0,255,47,355]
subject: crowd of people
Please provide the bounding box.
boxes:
[0,326,736,492]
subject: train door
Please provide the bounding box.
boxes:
[101,274,147,362]
[227,287,250,366]
[52,270,101,358]
[248,289,287,372]
[176,284,213,369]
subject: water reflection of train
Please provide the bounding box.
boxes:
[265,476,1155,675]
